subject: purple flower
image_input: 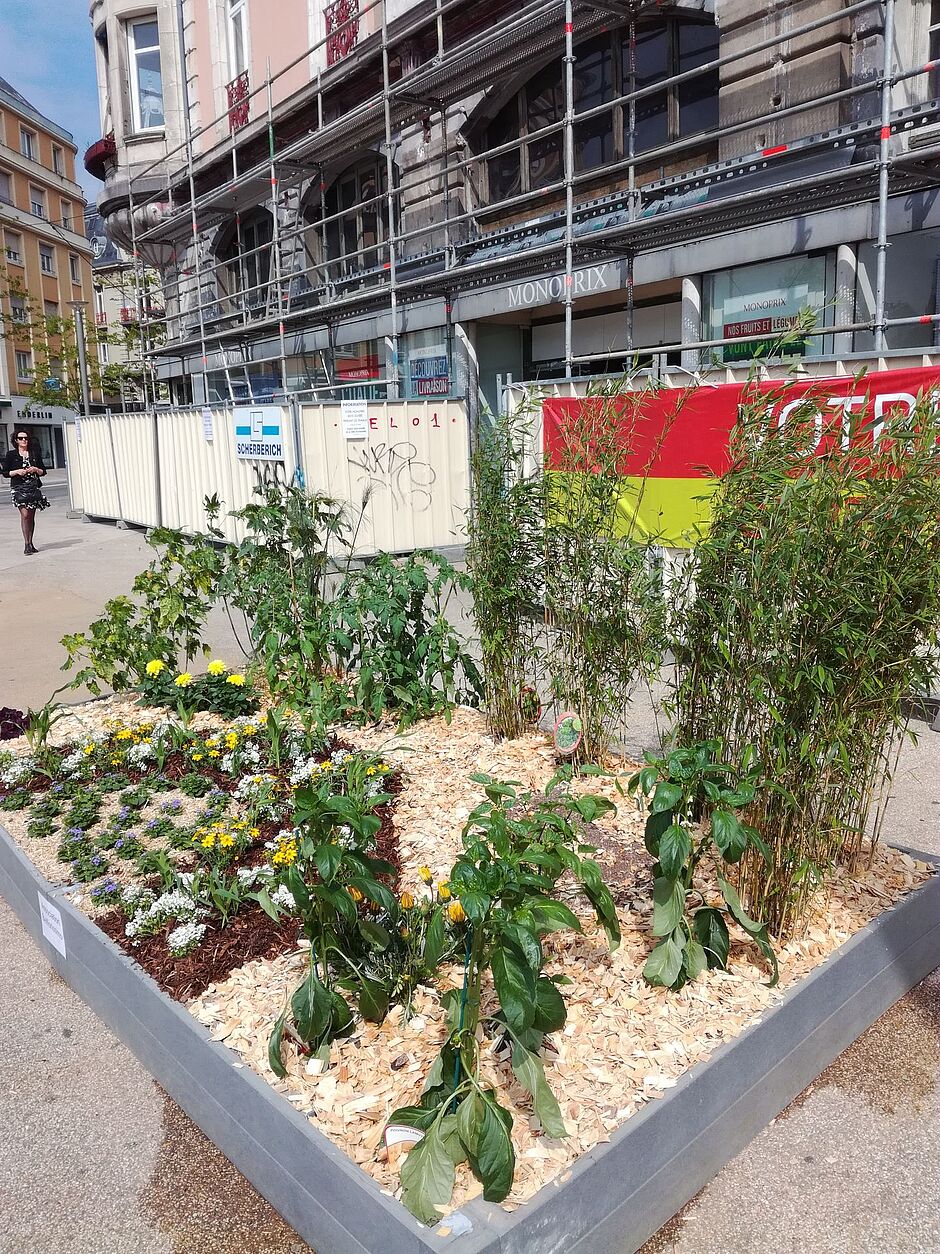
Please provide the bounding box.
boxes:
[91,855,103,867]
[68,826,83,837]
[115,839,124,850]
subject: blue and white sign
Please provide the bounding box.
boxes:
[233,406,285,460]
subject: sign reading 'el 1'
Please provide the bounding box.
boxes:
[233,406,285,460]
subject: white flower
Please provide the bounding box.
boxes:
[271,884,296,911]
[167,920,207,957]
[0,755,34,786]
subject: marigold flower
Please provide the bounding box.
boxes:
[418,866,432,884]
[207,659,227,676]
[145,659,166,677]
[447,901,466,924]
[437,882,451,901]
[226,673,246,687]
[400,891,415,910]
[174,672,193,688]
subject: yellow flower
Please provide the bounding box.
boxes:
[192,753,203,762]
[219,833,235,848]
[249,827,259,838]
[174,672,193,688]
[115,729,133,741]
[226,673,246,687]
[366,766,376,776]
[83,744,95,756]
[418,866,432,884]
[225,733,239,750]
[243,725,256,736]
[207,659,227,676]
[437,882,451,901]
[272,837,298,866]
[145,659,166,677]
[447,901,466,924]
[347,885,364,904]
[201,835,215,848]
[209,750,220,759]
[400,892,415,910]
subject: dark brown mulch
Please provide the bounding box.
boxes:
[96,902,302,1002]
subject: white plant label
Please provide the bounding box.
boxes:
[38,893,67,958]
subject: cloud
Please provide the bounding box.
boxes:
[0,0,103,202]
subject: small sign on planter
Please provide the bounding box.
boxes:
[384,1123,423,1166]
[38,893,67,958]
[553,711,583,757]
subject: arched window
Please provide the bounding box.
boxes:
[480,17,719,201]
[218,208,273,313]
[320,157,389,278]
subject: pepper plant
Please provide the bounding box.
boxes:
[261,774,400,1073]
[387,772,620,1225]
[628,742,778,990]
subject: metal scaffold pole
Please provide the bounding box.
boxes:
[176,0,209,400]
[626,6,637,357]
[563,0,575,383]
[126,180,152,411]
[873,0,896,354]
[381,1,401,400]
[267,61,289,398]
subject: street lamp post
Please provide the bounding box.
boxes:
[67,299,92,419]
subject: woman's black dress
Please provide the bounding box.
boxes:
[0,450,51,511]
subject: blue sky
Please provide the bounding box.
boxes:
[1,0,103,203]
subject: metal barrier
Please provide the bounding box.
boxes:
[65,399,470,552]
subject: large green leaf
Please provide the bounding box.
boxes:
[651,781,683,814]
[466,1091,515,1203]
[711,809,747,863]
[651,876,686,937]
[313,842,343,884]
[692,906,730,969]
[578,858,621,950]
[456,1091,482,1155]
[643,807,674,858]
[643,931,685,988]
[387,1103,439,1132]
[291,969,331,1047]
[658,823,692,880]
[358,918,391,951]
[532,976,566,1033]
[328,988,356,1038]
[510,1041,567,1138]
[423,909,446,971]
[268,1009,288,1079]
[358,978,390,1023]
[499,920,542,974]
[520,896,582,937]
[717,876,779,987]
[491,940,536,1032]
[399,1121,456,1226]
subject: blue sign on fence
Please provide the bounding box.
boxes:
[233,406,285,460]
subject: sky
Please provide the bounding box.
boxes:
[1,0,103,204]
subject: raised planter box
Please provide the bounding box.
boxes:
[2,822,938,1254]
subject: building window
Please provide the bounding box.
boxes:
[69,253,81,284]
[29,185,47,218]
[319,159,389,278]
[0,168,11,206]
[44,300,60,330]
[480,17,719,200]
[5,230,23,264]
[228,0,248,77]
[15,349,33,381]
[98,339,110,365]
[10,295,27,324]
[220,209,272,311]
[40,243,55,274]
[128,17,165,131]
[61,200,73,230]
[19,126,36,160]
[52,144,64,175]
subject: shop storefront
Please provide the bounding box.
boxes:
[0,399,71,469]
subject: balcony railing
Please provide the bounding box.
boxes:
[227,71,250,132]
[325,0,360,67]
[95,311,108,326]
[119,306,138,323]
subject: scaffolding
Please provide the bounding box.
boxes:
[113,0,940,404]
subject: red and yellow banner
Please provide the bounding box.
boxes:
[542,367,940,546]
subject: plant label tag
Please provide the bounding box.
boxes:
[202,406,214,441]
[341,398,369,440]
[38,894,66,959]
[384,1124,423,1165]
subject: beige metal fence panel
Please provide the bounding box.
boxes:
[298,400,469,553]
[109,411,159,526]
[63,420,83,514]
[155,407,294,542]
[67,413,122,519]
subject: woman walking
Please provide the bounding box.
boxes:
[1,429,50,555]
